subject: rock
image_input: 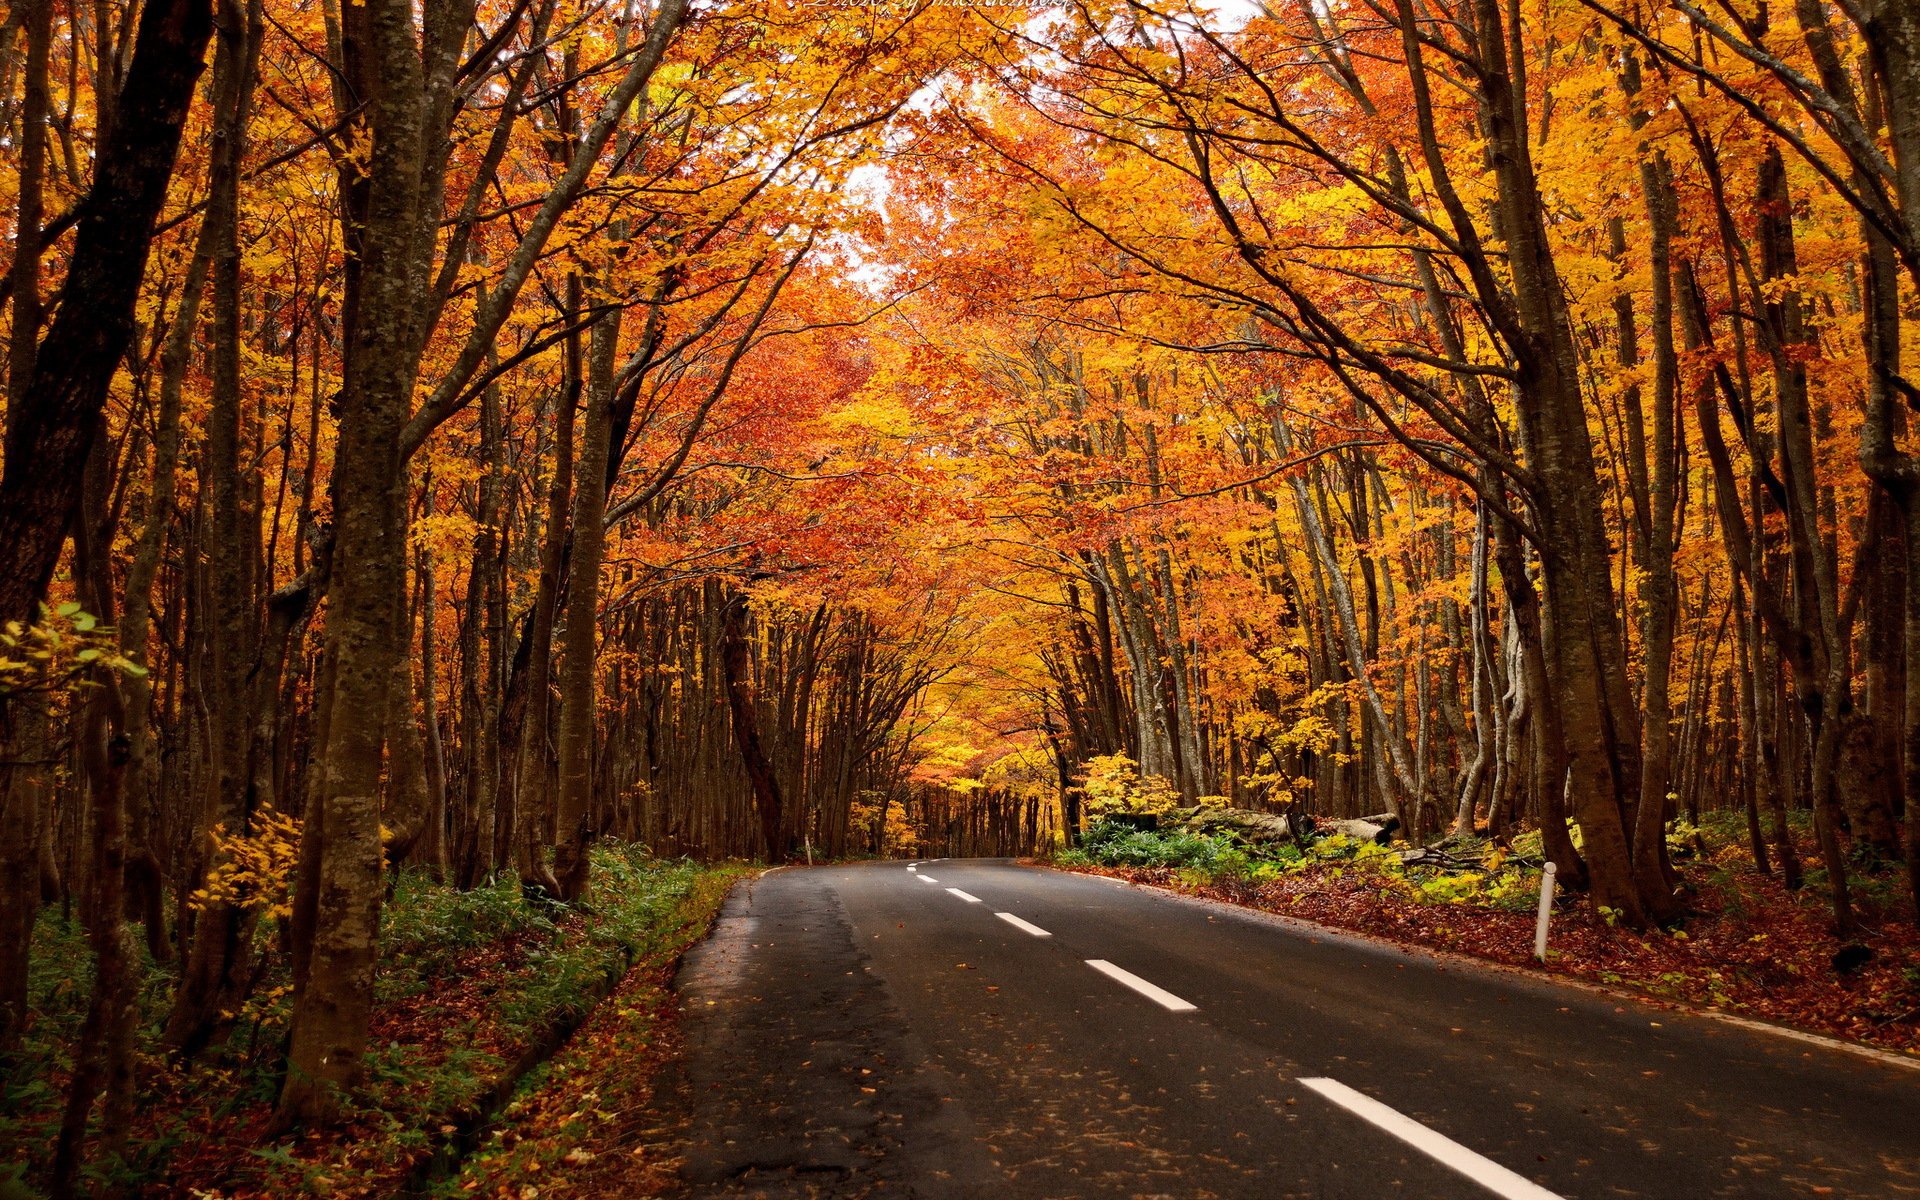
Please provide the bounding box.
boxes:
[1172,806,1300,846]
[1832,944,1874,976]
[1324,814,1400,845]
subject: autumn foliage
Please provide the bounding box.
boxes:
[0,0,1918,1189]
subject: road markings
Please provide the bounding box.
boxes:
[917,875,940,884]
[908,865,917,872]
[995,913,1052,938]
[947,888,982,903]
[1298,1077,1565,1200]
[1085,959,1197,1012]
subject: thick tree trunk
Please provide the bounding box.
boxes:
[276,0,429,1126]
[1463,0,1655,920]
[0,0,212,630]
[721,592,787,862]
[551,305,621,901]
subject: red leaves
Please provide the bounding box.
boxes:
[1066,854,1920,1057]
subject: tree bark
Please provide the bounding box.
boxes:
[276,0,431,1126]
[0,0,212,630]
[166,0,264,1054]
[551,302,622,901]
[722,591,787,862]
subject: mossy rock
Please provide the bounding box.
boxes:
[1173,806,1299,846]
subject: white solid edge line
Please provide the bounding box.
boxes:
[947,888,983,903]
[1085,959,1197,1012]
[917,874,940,884]
[995,912,1052,937]
[1298,1078,1565,1200]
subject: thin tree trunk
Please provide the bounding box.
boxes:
[721,591,786,862]
[414,548,449,878]
[164,0,264,1055]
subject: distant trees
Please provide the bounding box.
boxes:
[0,0,1002,1180]
[4,0,1917,1181]
[894,0,1920,929]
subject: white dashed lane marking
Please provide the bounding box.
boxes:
[1085,959,1197,1012]
[994,913,1051,937]
[899,864,1573,1198]
[1299,1077,1565,1200]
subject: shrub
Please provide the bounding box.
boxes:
[1075,755,1181,819]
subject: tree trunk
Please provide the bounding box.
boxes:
[0,0,212,630]
[721,592,787,863]
[166,0,264,1053]
[551,304,621,901]
[276,0,429,1126]
[414,549,450,879]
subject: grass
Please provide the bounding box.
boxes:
[443,866,746,1198]
[0,842,741,1198]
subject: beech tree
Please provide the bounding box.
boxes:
[5,0,1920,1181]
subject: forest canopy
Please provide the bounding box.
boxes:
[1,0,1918,1188]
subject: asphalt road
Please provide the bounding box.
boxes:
[659,859,1920,1199]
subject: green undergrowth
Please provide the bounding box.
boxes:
[1059,812,1737,914]
[1058,811,1920,1055]
[1058,817,1546,910]
[442,866,746,1198]
[0,842,739,1198]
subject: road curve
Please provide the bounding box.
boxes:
[655,859,1920,1199]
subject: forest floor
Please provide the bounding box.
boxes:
[1053,814,1920,1060]
[1,846,745,1199]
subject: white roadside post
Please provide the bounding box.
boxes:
[1533,861,1558,961]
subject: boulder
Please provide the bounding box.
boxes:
[1173,806,1301,846]
[1324,814,1400,845]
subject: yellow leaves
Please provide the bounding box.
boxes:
[850,791,920,854]
[825,392,916,439]
[1076,753,1181,818]
[0,603,148,700]
[193,803,303,923]
[647,61,694,109]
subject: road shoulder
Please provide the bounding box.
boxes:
[1043,861,1920,1076]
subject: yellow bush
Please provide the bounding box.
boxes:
[189,803,302,922]
[1076,754,1180,818]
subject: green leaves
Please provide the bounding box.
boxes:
[0,602,146,700]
